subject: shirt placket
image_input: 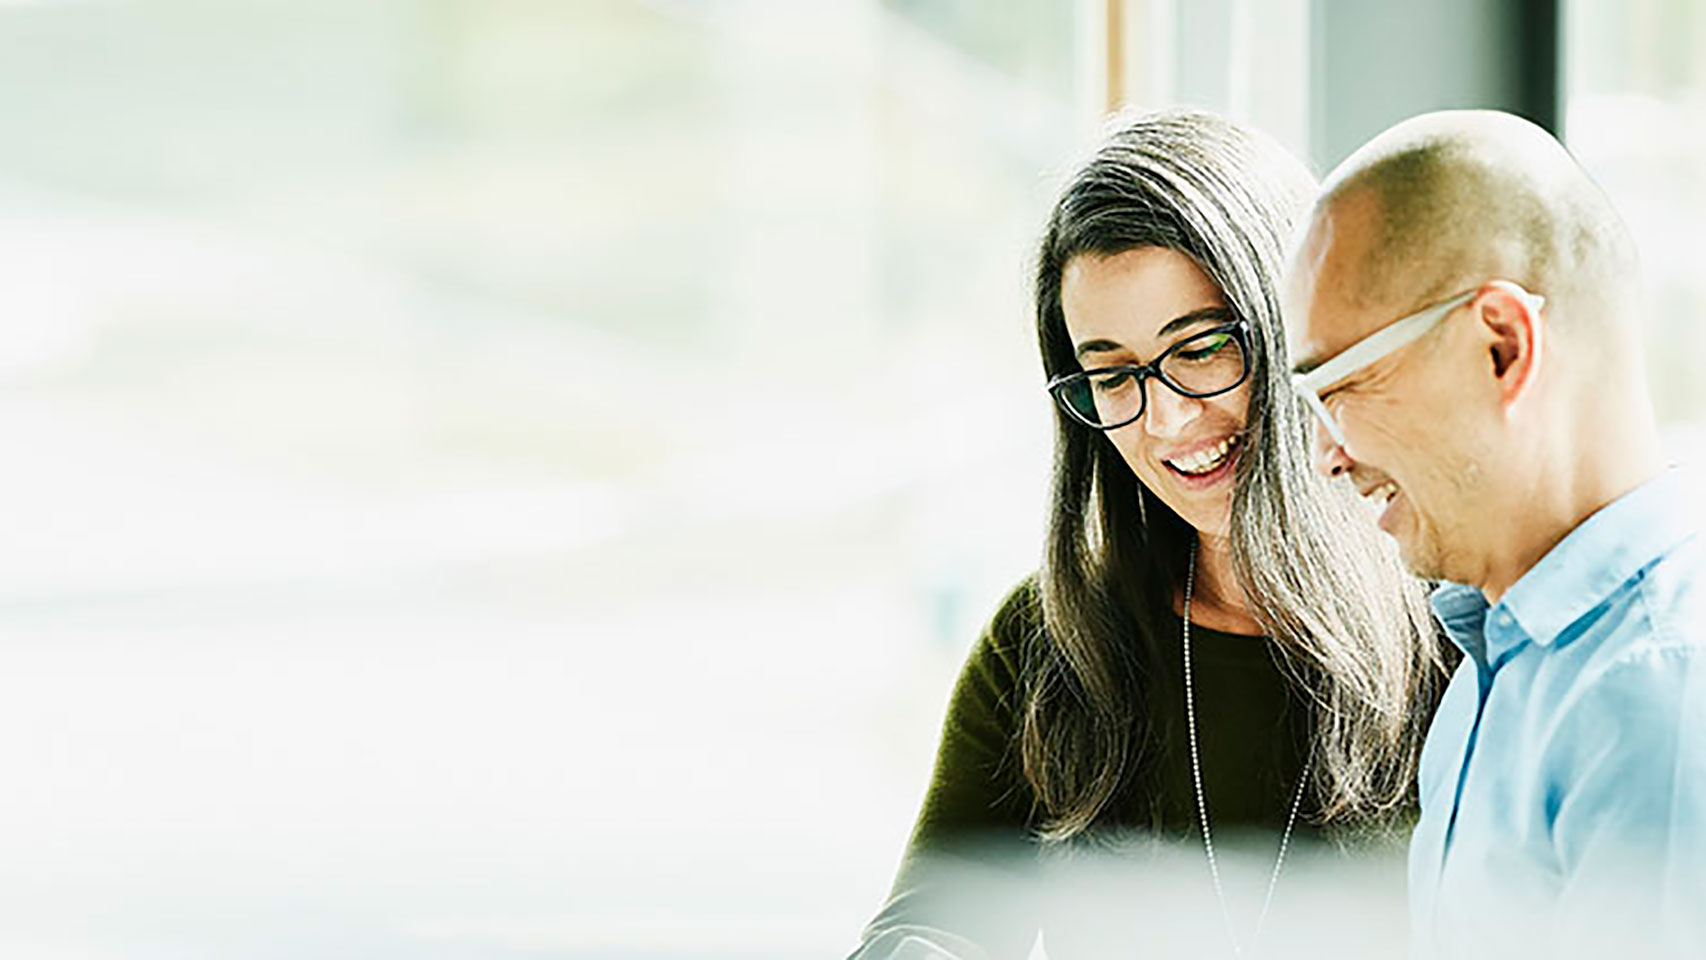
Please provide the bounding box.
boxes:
[1424,638,1498,937]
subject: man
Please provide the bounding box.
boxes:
[1283,109,1706,958]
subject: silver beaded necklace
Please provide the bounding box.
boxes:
[1181,544,1312,958]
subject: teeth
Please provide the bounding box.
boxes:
[1365,481,1399,505]
[1168,435,1238,476]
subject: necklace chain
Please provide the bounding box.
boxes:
[1182,544,1311,959]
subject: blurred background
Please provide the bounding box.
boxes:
[0,1,1700,957]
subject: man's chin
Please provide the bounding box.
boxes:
[1395,531,1450,582]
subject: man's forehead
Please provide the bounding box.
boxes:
[1286,195,1386,369]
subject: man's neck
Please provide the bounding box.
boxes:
[1476,413,1664,605]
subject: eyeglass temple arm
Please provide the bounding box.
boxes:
[1290,285,1546,448]
[1291,290,1477,396]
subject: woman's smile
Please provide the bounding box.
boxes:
[1160,433,1242,488]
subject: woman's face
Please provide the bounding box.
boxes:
[1059,246,1251,539]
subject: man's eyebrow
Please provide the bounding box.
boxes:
[1074,307,1236,360]
[1292,354,1325,377]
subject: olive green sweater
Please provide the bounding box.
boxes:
[853,578,1320,960]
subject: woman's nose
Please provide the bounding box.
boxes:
[1143,382,1202,439]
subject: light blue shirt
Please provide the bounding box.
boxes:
[1410,469,1706,958]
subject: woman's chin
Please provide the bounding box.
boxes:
[1148,486,1233,539]
[1146,458,1238,536]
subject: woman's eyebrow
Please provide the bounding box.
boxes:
[1156,306,1234,339]
[1074,306,1234,361]
[1074,338,1126,359]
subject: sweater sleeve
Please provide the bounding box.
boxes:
[849,580,1044,960]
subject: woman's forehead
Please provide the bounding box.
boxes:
[1061,248,1227,351]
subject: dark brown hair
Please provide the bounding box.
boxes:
[1023,108,1447,840]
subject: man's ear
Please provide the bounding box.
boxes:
[1476,280,1543,407]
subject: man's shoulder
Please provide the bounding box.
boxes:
[1631,527,1706,646]
[1542,551,1706,765]
[1551,526,1706,669]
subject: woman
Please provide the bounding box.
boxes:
[851,109,1449,959]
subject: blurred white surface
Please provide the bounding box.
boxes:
[0,2,1699,958]
[0,2,1066,956]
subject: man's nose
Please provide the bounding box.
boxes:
[1312,417,1353,478]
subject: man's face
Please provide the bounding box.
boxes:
[1284,197,1496,583]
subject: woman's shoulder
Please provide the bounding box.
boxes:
[935,576,1047,730]
[972,574,1046,679]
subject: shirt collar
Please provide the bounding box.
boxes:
[1431,468,1700,663]
[1501,468,1700,648]
[1429,581,1492,665]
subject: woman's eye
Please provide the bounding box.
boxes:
[1090,372,1132,393]
[1174,334,1230,361]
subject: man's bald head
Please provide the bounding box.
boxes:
[1282,110,1664,596]
[1309,110,1638,337]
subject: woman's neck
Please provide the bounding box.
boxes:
[1180,532,1266,637]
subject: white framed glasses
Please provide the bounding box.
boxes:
[1291,281,1546,447]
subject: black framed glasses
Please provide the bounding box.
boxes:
[1047,321,1252,430]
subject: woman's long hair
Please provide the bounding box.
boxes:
[1022,108,1446,841]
